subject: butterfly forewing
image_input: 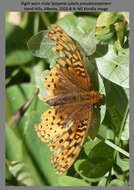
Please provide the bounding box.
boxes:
[46,24,91,92]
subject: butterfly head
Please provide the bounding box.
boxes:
[89,90,104,105]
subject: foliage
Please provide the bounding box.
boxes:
[6,12,129,186]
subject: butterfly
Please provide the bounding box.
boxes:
[35,24,103,174]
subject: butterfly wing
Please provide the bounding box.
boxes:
[44,64,80,98]
[46,24,92,92]
[35,103,93,174]
[35,103,82,142]
[35,24,94,174]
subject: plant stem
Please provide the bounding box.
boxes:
[34,13,39,34]
[9,88,39,126]
[40,12,50,27]
[6,69,19,86]
[113,102,129,160]
[105,169,112,186]
[117,102,129,145]
[97,135,129,158]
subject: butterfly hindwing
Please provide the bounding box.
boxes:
[50,105,93,174]
[35,103,93,174]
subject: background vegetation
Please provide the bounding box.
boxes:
[6,12,129,186]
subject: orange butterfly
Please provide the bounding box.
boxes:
[35,24,103,174]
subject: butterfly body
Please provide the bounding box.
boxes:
[45,90,103,106]
[35,25,103,174]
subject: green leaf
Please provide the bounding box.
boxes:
[6,160,36,186]
[95,26,115,42]
[74,141,114,182]
[89,141,114,160]
[95,26,111,35]
[57,14,97,56]
[28,14,97,63]
[98,123,114,140]
[20,111,61,186]
[121,114,129,140]
[57,14,97,36]
[20,12,29,29]
[84,137,101,157]
[27,30,59,63]
[74,158,112,182]
[109,179,127,186]
[6,50,33,66]
[30,60,46,87]
[96,12,118,27]
[106,81,128,116]
[6,84,37,113]
[6,23,33,66]
[98,177,107,186]
[113,164,129,183]
[37,70,51,100]
[84,57,106,139]
[116,153,129,172]
[108,105,123,135]
[6,123,44,186]
[102,79,129,136]
[58,176,90,186]
[115,21,126,47]
[6,124,24,162]
[96,44,129,88]
[88,106,103,139]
